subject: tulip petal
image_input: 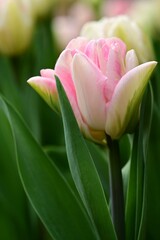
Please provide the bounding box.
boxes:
[72,53,107,130]
[55,49,78,103]
[28,74,88,139]
[27,76,59,111]
[105,61,157,139]
[104,40,126,101]
[40,69,55,78]
[55,49,73,80]
[106,41,126,82]
[66,37,88,52]
[80,21,103,39]
[85,39,109,75]
[125,49,139,72]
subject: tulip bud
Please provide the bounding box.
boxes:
[52,2,94,49]
[101,0,132,17]
[128,0,160,37]
[0,0,34,55]
[27,37,157,144]
[81,15,154,63]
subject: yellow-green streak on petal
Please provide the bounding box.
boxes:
[105,61,157,139]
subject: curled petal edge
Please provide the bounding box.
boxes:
[105,61,157,139]
[27,77,59,112]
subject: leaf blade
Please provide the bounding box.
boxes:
[0,96,96,240]
[56,77,117,240]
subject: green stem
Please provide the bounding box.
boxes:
[107,135,125,240]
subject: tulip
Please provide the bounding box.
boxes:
[27,37,156,144]
[80,15,154,63]
[101,0,132,17]
[128,0,160,37]
[0,0,34,55]
[52,2,94,49]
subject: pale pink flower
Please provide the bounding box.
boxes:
[28,37,156,144]
[52,2,94,49]
[102,0,132,17]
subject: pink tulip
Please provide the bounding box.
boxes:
[28,37,156,144]
[102,0,132,17]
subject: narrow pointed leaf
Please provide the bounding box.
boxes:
[0,96,97,240]
[0,97,35,240]
[136,85,153,240]
[125,130,138,240]
[56,77,117,240]
[140,76,160,239]
[125,84,153,240]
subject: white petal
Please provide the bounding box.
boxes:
[105,61,157,139]
[125,49,139,72]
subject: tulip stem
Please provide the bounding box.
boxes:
[106,135,125,240]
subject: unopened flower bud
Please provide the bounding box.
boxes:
[0,0,34,55]
[81,15,154,63]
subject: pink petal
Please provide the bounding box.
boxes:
[55,49,77,108]
[106,48,125,81]
[66,37,88,52]
[40,69,55,78]
[106,37,126,59]
[85,39,109,75]
[106,39,126,80]
[55,48,88,134]
[55,49,73,78]
[84,38,126,77]
[105,38,127,101]
[72,53,107,130]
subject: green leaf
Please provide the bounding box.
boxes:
[44,145,80,197]
[44,146,68,172]
[136,85,153,240]
[0,56,21,111]
[0,55,41,141]
[0,97,38,240]
[56,77,117,240]
[125,84,153,240]
[0,96,97,240]
[86,141,110,201]
[142,75,160,239]
[125,131,138,240]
